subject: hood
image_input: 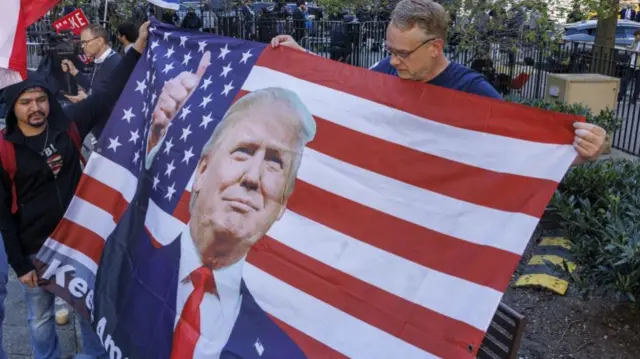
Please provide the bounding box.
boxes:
[3,72,65,136]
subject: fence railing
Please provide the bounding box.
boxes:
[24,10,640,156]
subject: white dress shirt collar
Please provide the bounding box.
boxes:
[180,225,245,306]
[94,47,113,64]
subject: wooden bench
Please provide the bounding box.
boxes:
[477,303,527,359]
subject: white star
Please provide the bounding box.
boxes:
[164,46,175,58]
[180,125,192,142]
[142,102,149,117]
[179,36,188,47]
[129,129,140,144]
[122,107,135,123]
[149,26,157,33]
[199,94,213,108]
[151,92,158,105]
[163,137,174,155]
[165,160,176,177]
[221,63,232,77]
[222,81,234,96]
[162,62,175,74]
[107,137,121,152]
[200,76,213,90]
[152,72,156,84]
[146,70,150,82]
[135,80,147,94]
[163,32,172,41]
[133,150,140,164]
[182,51,192,66]
[179,105,191,120]
[153,174,160,190]
[240,49,253,64]
[182,147,195,165]
[165,182,176,200]
[200,113,214,129]
[153,54,157,63]
[218,44,230,59]
[150,40,159,50]
[198,41,207,53]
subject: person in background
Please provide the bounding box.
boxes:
[620,4,636,20]
[182,6,202,30]
[240,0,256,40]
[60,24,122,139]
[292,0,308,42]
[162,9,180,26]
[618,30,640,104]
[117,22,139,54]
[202,3,218,33]
[270,0,607,166]
[0,21,150,359]
[61,24,121,97]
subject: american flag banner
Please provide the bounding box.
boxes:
[34,18,582,359]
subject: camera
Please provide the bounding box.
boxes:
[29,30,92,97]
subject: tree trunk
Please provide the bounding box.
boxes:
[591,0,620,75]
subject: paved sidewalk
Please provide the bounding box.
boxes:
[3,270,81,359]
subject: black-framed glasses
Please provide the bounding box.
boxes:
[80,37,99,47]
[384,37,439,60]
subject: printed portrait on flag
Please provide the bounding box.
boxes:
[33,17,582,359]
[90,68,314,358]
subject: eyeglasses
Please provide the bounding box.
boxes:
[384,37,439,60]
[80,37,100,47]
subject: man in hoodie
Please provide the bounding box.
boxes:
[0,20,150,359]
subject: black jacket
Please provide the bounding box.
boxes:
[75,50,122,95]
[181,13,202,30]
[74,49,122,139]
[0,49,141,277]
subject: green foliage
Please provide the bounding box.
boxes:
[550,160,640,302]
[507,95,637,301]
[315,0,384,15]
[440,0,563,54]
[505,95,623,134]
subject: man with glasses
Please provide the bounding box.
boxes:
[271,0,501,99]
[270,0,607,165]
[61,24,121,138]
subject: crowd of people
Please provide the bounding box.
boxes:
[0,0,608,358]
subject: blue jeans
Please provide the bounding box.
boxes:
[22,257,106,359]
[0,237,8,359]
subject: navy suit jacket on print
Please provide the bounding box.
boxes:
[93,173,306,359]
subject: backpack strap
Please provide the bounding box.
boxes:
[67,122,87,167]
[0,129,18,214]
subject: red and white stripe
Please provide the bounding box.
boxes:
[0,0,60,90]
[44,47,579,358]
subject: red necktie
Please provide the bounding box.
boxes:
[170,266,216,359]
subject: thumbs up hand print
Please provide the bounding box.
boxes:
[148,51,211,154]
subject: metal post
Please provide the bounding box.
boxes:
[103,0,109,25]
[533,33,544,99]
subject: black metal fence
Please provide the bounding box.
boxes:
[25,7,640,156]
[446,40,640,156]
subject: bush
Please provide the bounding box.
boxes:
[550,160,640,301]
[507,95,638,301]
